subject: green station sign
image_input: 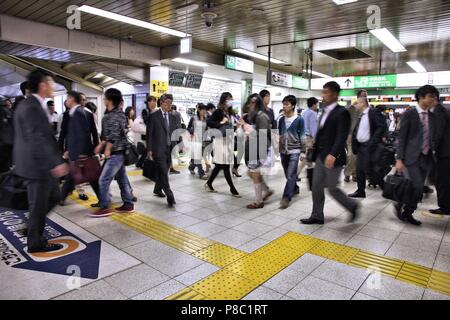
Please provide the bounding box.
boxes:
[292,75,310,90]
[355,75,397,88]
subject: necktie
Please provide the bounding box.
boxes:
[421,112,430,155]
[164,112,171,146]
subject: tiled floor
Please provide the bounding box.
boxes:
[1,162,449,300]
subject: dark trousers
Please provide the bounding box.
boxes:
[436,157,450,213]
[26,177,60,249]
[402,154,432,215]
[0,144,13,173]
[154,147,175,203]
[281,153,300,201]
[189,159,206,177]
[356,144,371,193]
[61,175,100,201]
[207,164,238,193]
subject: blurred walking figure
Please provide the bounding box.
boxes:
[344,102,360,183]
[14,69,69,253]
[205,92,240,197]
[301,82,359,225]
[279,95,305,209]
[91,88,135,217]
[298,97,319,181]
[188,103,208,180]
[242,94,273,209]
[0,98,14,173]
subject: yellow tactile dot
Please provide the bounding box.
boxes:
[190,269,258,300]
[309,241,359,264]
[192,243,247,267]
[349,251,403,278]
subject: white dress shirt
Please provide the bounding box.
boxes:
[357,107,371,143]
[69,105,80,117]
[320,102,337,128]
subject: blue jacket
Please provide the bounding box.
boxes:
[67,107,99,161]
[278,116,305,154]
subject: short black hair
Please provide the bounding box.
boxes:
[20,81,29,95]
[415,85,439,102]
[323,81,341,95]
[46,100,55,107]
[259,90,270,99]
[307,97,319,108]
[282,95,297,107]
[85,102,97,114]
[27,69,54,94]
[146,95,157,105]
[206,103,216,111]
[172,105,177,111]
[160,94,174,102]
[66,90,82,105]
[104,88,123,108]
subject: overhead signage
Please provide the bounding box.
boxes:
[0,208,101,279]
[268,70,292,88]
[184,73,203,89]
[355,75,397,88]
[151,80,169,98]
[180,36,193,55]
[169,71,186,87]
[225,55,254,74]
[292,75,310,91]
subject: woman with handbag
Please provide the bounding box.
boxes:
[90,88,135,218]
[241,94,274,209]
[204,92,240,197]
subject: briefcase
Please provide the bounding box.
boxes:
[0,171,28,210]
[307,168,314,191]
[143,159,159,182]
[70,156,101,185]
[382,173,413,203]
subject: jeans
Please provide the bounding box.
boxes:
[99,154,133,208]
[281,153,300,201]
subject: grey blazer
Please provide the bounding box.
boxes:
[13,96,62,180]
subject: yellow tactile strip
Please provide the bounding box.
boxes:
[68,194,450,298]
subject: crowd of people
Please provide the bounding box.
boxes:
[0,68,449,254]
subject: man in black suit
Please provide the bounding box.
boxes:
[13,69,69,253]
[301,81,359,225]
[395,85,438,226]
[349,96,387,198]
[60,91,100,203]
[429,97,450,216]
[147,94,176,207]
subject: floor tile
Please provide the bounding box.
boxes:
[345,235,392,255]
[132,280,186,300]
[287,276,355,300]
[175,263,220,286]
[359,274,424,300]
[243,286,283,300]
[311,260,369,290]
[54,280,127,300]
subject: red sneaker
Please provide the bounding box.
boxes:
[115,204,135,213]
[88,208,113,218]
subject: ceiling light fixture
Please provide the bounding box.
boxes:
[172,58,209,67]
[332,0,358,5]
[407,60,427,73]
[303,69,330,78]
[93,73,104,78]
[369,28,407,53]
[78,5,190,38]
[232,48,286,64]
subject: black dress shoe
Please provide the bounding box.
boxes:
[300,217,324,225]
[348,191,366,198]
[429,208,450,216]
[406,214,422,226]
[167,200,176,208]
[349,203,360,222]
[91,202,101,208]
[344,176,350,183]
[79,193,89,201]
[154,192,166,198]
[28,243,64,253]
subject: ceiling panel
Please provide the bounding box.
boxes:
[0,0,449,75]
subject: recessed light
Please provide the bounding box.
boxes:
[370,28,407,53]
[78,5,190,38]
[332,0,358,5]
[232,49,286,64]
[303,69,330,78]
[407,61,427,73]
[172,58,209,67]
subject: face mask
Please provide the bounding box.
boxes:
[226,100,233,107]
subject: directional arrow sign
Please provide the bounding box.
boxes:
[344,78,352,88]
[0,208,101,279]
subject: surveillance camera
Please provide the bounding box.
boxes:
[201,1,217,28]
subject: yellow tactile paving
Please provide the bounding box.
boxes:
[68,194,450,299]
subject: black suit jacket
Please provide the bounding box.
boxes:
[396,108,433,166]
[352,108,387,154]
[13,96,62,180]
[313,104,351,167]
[67,107,99,161]
[431,104,450,160]
[146,109,176,164]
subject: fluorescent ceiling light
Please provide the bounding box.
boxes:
[332,0,358,5]
[232,49,286,64]
[93,73,104,78]
[303,69,330,78]
[78,5,190,38]
[172,58,209,67]
[370,28,407,53]
[407,61,427,73]
[204,74,232,81]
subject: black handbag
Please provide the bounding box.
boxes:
[0,171,28,210]
[383,172,414,203]
[306,147,316,163]
[143,159,159,182]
